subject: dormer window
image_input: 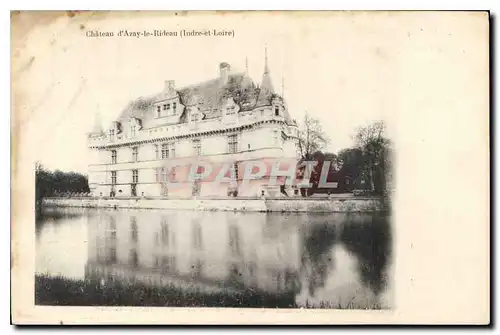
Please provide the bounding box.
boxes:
[163,104,167,110]
[190,112,201,123]
[109,129,115,142]
[275,107,280,116]
[130,125,136,137]
[173,102,177,111]
[227,105,236,115]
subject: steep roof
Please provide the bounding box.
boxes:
[113,67,286,129]
[260,68,274,96]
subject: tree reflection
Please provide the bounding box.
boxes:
[301,222,337,296]
[340,215,391,295]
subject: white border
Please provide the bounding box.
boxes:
[5,2,497,334]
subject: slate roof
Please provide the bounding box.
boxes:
[113,67,291,130]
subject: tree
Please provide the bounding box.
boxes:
[35,162,52,209]
[35,162,90,209]
[354,121,391,194]
[297,113,330,160]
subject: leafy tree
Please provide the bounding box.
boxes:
[35,162,90,210]
[354,121,391,195]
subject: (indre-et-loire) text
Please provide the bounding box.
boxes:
[85,29,235,38]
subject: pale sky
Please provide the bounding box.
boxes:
[15,12,391,174]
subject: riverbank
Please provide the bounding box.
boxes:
[35,275,296,308]
[42,196,386,213]
[35,275,383,309]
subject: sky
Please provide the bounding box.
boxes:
[15,12,392,174]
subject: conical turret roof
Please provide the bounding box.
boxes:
[260,47,275,94]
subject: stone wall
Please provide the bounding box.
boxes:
[43,197,385,213]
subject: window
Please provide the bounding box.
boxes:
[132,170,138,184]
[227,105,236,115]
[108,217,116,240]
[275,106,280,116]
[228,134,238,154]
[130,217,138,243]
[157,106,161,117]
[232,163,239,180]
[109,129,115,142]
[129,250,139,267]
[130,125,136,137]
[190,112,201,123]
[229,225,241,256]
[154,144,159,159]
[192,222,203,250]
[155,167,168,183]
[132,147,139,162]
[193,139,201,156]
[160,219,169,246]
[166,103,170,111]
[163,104,167,110]
[108,246,117,264]
[161,256,177,273]
[162,167,168,182]
[111,150,117,164]
[111,171,117,185]
[169,142,175,158]
[161,143,169,159]
[173,102,177,113]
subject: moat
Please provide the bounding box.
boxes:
[35,207,393,308]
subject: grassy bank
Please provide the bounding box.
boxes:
[35,275,296,308]
[35,275,383,309]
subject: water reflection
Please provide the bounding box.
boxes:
[36,208,392,308]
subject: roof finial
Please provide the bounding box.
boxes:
[259,44,275,94]
[264,45,269,73]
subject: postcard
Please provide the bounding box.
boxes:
[11,10,490,325]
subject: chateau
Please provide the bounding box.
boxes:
[87,54,299,198]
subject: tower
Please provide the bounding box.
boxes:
[260,46,275,94]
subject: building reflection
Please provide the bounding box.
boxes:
[84,210,391,305]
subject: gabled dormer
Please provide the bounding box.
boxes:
[128,117,142,138]
[108,121,122,142]
[222,97,240,123]
[153,80,185,119]
[188,106,203,124]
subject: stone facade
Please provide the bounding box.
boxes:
[87,58,299,198]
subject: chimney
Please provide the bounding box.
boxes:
[219,62,231,84]
[164,80,175,91]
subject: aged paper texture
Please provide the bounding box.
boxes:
[11,11,489,324]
